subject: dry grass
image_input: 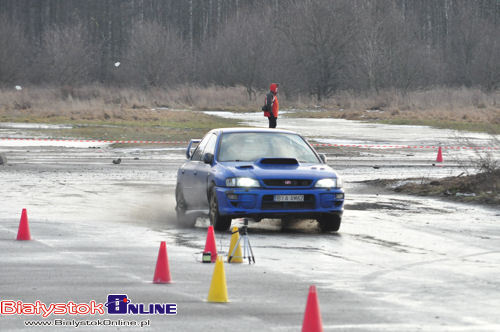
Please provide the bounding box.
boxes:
[0,85,499,133]
[0,84,256,122]
[319,88,498,112]
[0,85,244,141]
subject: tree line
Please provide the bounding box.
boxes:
[0,0,498,101]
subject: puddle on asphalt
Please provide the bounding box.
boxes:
[0,122,73,129]
[346,202,409,211]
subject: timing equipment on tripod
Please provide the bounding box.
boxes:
[228,219,255,264]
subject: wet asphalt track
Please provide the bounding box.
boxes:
[0,116,499,331]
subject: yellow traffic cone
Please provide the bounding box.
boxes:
[207,257,229,303]
[227,226,243,263]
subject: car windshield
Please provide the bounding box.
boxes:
[218,132,320,163]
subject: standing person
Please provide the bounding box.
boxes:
[262,83,279,128]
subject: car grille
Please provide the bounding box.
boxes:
[263,179,312,187]
[261,195,315,210]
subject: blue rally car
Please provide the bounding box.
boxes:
[175,128,344,232]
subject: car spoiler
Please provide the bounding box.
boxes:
[186,139,201,159]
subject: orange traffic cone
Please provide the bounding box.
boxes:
[16,208,31,241]
[436,146,443,163]
[153,241,172,283]
[203,226,217,263]
[302,285,323,332]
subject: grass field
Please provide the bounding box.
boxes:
[0,101,240,141]
[1,85,499,140]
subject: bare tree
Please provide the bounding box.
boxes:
[0,15,29,86]
[0,0,498,92]
[445,2,485,87]
[121,21,188,87]
[200,11,272,99]
[470,20,500,91]
[278,0,356,101]
[350,1,442,93]
[352,2,396,92]
[35,23,97,86]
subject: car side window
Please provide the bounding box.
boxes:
[191,134,211,161]
[203,134,218,156]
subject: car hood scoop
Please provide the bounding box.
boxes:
[236,165,254,170]
[225,160,336,179]
[257,158,299,165]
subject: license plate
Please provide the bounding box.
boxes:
[274,195,304,202]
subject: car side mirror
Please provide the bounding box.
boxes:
[319,153,327,163]
[203,153,214,164]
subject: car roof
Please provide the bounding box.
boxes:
[211,127,299,135]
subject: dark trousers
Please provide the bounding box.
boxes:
[268,116,277,128]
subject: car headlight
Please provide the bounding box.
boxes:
[315,178,342,188]
[225,177,260,188]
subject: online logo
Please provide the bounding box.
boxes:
[105,295,176,315]
[0,301,104,318]
[1,294,177,318]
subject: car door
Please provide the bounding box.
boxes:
[191,133,218,208]
[180,134,210,207]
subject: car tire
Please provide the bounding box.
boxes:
[209,186,232,231]
[317,214,341,232]
[175,185,195,227]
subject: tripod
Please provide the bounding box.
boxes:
[228,219,255,264]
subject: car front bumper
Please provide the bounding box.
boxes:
[215,186,344,219]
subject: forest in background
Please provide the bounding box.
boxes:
[0,0,499,102]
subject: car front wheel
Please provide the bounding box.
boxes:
[317,214,341,232]
[209,186,232,231]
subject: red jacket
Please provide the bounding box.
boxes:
[263,83,279,118]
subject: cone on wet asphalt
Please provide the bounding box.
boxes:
[302,285,323,332]
[153,241,172,284]
[207,256,228,303]
[16,208,31,241]
[203,225,217,263]
[436,146,443,163]
[227,226,243,263]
